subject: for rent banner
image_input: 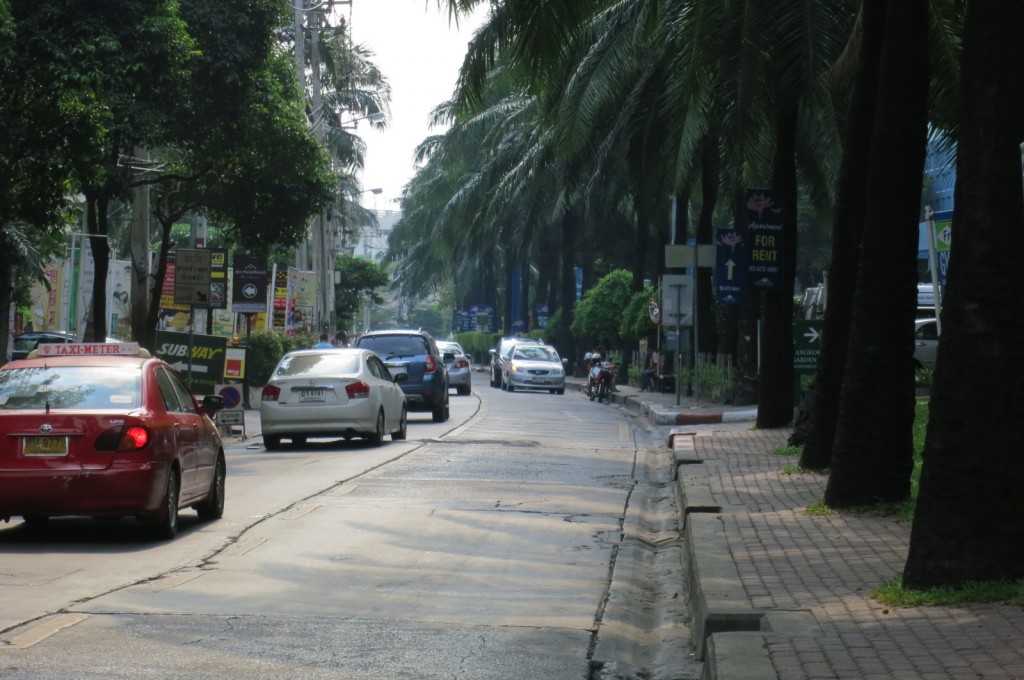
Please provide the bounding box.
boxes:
[744,188,785,292]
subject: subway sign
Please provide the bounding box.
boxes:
[154,331,227,395]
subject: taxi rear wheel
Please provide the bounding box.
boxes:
[195,455,226,521]
[150,470,180,540]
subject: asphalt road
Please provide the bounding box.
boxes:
[0,382,700,679]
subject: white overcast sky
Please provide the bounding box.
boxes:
[346,1,488,210]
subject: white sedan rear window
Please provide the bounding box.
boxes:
[275,354,360,376]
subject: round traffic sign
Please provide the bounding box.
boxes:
[647,299,662,325]
[218,385,242,410]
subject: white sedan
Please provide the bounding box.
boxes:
[260,348,407,450]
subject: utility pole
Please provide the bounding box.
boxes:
[295,0,343,334]
[309,5,331,333]
[293,0,308,273]
[130,148,151,342]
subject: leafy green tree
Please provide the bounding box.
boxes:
[133,0,334,348]
[0,2,110,351]
[619,283,659,345]
[333,255,389,332]
[571,269,632,352]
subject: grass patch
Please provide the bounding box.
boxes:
[803,401,929,522]
[874,575,1024,607]
[805,499,837,516]
[772,445,802,457]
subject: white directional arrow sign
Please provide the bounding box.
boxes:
[803,327,821,344]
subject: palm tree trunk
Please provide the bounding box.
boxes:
[904,1,1024,588]
[825,0,929,507]
[696,135,719,355]
[0,259,12,361]
[795,0,884,465]
[557,208,577,361]
[756,100,799,428]
[733,189,758,404]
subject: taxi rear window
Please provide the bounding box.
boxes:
[0,366,141,410]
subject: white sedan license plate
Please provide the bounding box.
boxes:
[299,389,326,402]
[23,436,68,456]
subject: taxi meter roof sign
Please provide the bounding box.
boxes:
[37,342,143,357]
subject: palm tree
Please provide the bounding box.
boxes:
[903,1,1024,588]
[823,0,931,507]
[796,0,886,469]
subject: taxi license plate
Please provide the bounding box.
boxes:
[299,389,326,402]
[23,436,68,457]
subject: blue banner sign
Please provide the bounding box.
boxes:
[715,228,747,305]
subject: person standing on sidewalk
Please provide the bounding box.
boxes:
[640,346,660,392]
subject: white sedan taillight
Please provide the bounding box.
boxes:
[346,381,370,399]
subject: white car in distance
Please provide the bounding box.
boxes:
[260,348,407,450]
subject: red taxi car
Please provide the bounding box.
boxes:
[0,342,227,539]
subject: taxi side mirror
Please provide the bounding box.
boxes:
[202,394,226,417]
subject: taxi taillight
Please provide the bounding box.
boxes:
[121,426,150,450]
[96,424,151,451]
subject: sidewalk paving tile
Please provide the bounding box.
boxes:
[685,426,1024,680]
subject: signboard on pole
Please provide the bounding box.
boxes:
[715,228,748,304]
[793,319,823,402]
[173,248,213,306]
[232,253,269,314]
[661,274,693,327]
[207,248,228,310]
[932,209,952,291]
[154,330,227,395]
[745,189,785,292]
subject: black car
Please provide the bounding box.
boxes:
[10,331,76,361]
[355,329,451,422]
[488,336,542,388]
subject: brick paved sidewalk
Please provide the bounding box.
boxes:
[685,427,1024,680]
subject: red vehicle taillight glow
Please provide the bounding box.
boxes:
[262,385,281,402]
[121,426,150,450]
[346,381,370,399]
[455,359,470,369]
[96,424,151,452]
[425,355,437,373]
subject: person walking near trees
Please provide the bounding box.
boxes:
[640,346,660,392]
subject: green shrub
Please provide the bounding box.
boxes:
[247,329,286,387]
[453,331,492,355]
[679,362,732,395]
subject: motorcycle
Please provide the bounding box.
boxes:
[587,359,614,403]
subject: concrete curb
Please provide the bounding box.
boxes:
[672,431,779,680]
[651,407,759,426]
